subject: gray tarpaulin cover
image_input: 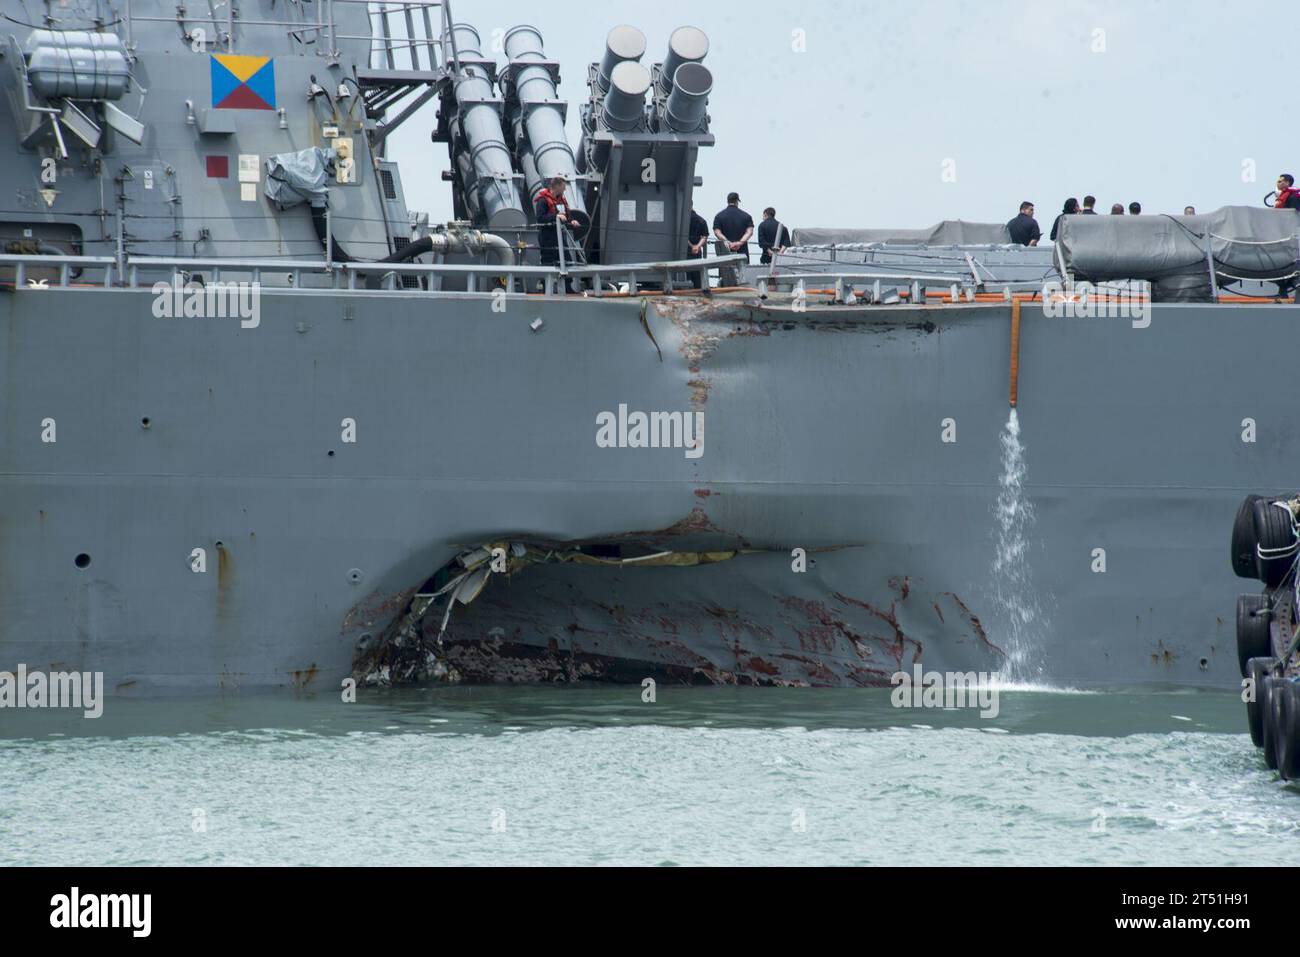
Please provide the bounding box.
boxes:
[1057,205,1299,300]
[263,147,336,209]
[791,221,1011,246]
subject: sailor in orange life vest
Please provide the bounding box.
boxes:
[534,175,572,265]
[1274,174,1300,210]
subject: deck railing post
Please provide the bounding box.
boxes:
[1204,233,1219,304]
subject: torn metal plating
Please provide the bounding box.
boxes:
[352,538,757,687]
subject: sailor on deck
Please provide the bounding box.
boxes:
[1049,197,1079,242]
[687,208,710,288]
[1274,174,1300,209]
[713,192,754,285]
[535,175,572,266]
[757,208,792,265]
[1007,201,1041,246]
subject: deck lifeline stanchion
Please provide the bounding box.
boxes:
[1009,296,1022,408]
[1205,233,1220,304]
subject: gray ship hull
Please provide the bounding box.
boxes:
[0,286,1286,691]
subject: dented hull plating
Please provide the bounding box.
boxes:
[0,286,1292,691]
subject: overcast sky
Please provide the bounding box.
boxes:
[387,0,1289,231]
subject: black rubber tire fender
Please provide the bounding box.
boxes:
[1231,495,1262,578]
[1262,675,1284,770]
[1236,593,1271,676]
[1247,657,1272,747]
[1253,498,1298,588]
[1276,680,1300,781]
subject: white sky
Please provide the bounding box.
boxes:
[387,0,1291,231]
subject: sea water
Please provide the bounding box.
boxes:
[2,685,1296,866]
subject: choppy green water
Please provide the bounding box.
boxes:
[2,685,1297,866]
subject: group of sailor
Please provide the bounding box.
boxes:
[1009,196,1143,246]
[1008,174,1300,247]
[530,171,1300,276]
[685,193,790,286]
[530,177,787,287]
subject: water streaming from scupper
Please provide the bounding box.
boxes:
[992,409,1046,680]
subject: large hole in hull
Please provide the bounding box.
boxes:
[350,534,1005,689]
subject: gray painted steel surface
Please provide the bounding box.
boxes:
[0,0,1293,695]
[2,287,1295,691]
[792,222,1013,246]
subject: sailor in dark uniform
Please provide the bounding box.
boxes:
[687,208,709,288]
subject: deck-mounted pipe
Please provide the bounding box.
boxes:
[656,26,708,96]
[1009,297,1022,408]
[444,23,527,229]
[596,25,647,94]
[502,24,586,212]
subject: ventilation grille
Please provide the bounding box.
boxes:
[380,168,397,200]
[392,236,420,287]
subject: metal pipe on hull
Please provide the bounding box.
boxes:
[503,24,586,212]
[445,23,527,228]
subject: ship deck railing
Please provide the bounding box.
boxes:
[6,253,1291,305]
[121,0,454,68]
[754,271,1047,304]
[0,252,746,298]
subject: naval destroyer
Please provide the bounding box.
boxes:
[2,0,1298,693]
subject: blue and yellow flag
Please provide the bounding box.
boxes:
[210,54,276,110]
